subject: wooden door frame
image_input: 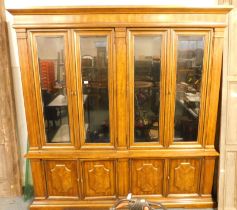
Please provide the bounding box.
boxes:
[73,29,116,150]
[218,1,237,210]
[168,29,213,149]
[28,30,77,149]
[127,29,168,149]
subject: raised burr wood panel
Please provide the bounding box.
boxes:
[82,160,115,198]
[168,159,201,195]
[131,159,164,195]
[45,160,79,198]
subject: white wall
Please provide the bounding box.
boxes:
[5,0,218,186]
[5,0,218,8]
[6,13,28,186]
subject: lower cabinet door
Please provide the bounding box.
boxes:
[131,159,164,196]
[168,158,201,195]
[82,160,116,198]
[45,160,79,198]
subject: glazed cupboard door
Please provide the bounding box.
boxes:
[29,31,78,148]
[73,30,115,148]
[167,29,212,148]
[128,29,168,148]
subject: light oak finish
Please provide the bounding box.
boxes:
[117,159,129,196]
[45,160,79,198]
[200,157,215,196]
[25,148,219,159]
[29,197,218,210]
[8,6,232,209]
[0,0,21,197]
[8,6,232,29]
[17,30,41,149]
[204,28,224,148]
[131,159,164,196]
[168,158,201,195]
[30,159,47,199]
[82,160,116,198]
[115,28,127,149]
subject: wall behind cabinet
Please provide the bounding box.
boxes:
[5,0,218,8]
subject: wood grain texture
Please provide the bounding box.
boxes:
[0,0,21,196]
[200,157,216,196]
[10,6,230,209]
[115,28,128,149]
[28,196,217,209]
[7,6,233,15]
[9,14,230,30]
[45,160,79,198]
[26,148,219,159]
[30,159,47,199]
[82,160,115,198]
[117,159,129,196]
[168,158,201,195]
[16,30,41,149]
[204,28,224,147]
[131,159,164,195]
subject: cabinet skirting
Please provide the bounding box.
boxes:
[29,197,217,209]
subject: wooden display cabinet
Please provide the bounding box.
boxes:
[8,6,231,209]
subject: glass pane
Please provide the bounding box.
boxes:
[134,36,162,142]
[174,35,204,142]
[80,36,110,143]
[36,36,70,143]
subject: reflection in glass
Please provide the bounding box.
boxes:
[134,36,161,142]
[174,36,204,142]
[80,36,110,143]
[36,36,70,143]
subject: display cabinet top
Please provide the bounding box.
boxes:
[8,5,233,15]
